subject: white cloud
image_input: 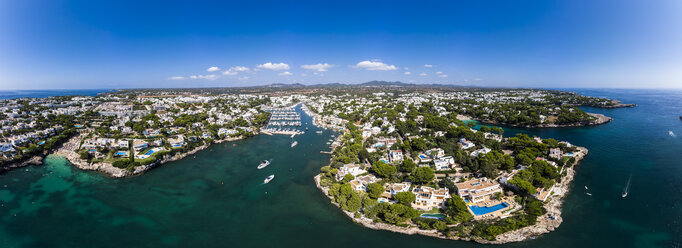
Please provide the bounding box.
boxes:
[439,74,448,78]
[207,66,220,72]
[231,66,250,72]
[424,64,433,68]
[257,62,290,71]
[436,71,443,74]
[353,60,398,71]
[238,76,250,81]
[301,63,333,72]
[223,66,251,76]
[301,73,308,77]
[420,72,427,76]
[278,71,293,76]
[404,72,411,75]
[189,74,220,80]
[168,76,185,80]
[475,78,482,81]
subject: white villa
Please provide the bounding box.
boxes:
[388,150,403,163]
[381,182,411,199]
[434,156,455,171]
[471,147,492,157]
[336,164,367,181]
[350,174,378,191]
[455,177,502,204]
[459,138,475,149]
[412,186,451,210]
[549,148,562,159]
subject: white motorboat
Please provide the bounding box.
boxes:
[257,160,270,169]
[291,141,298,147]
[264,175,275,184]
[622,174,632,198]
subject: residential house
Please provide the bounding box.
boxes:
[534,185,555,202]
[412,186,450,210]
[455,177,503,204]
[132,139,149,151]
[549,148,562,160]
[471,147,492,157]
[349,174,378,191]
[336,164,367,181]
[169,135,186,148]
[389,150,403,163]
[381,182,411,199]
[0,143,15,153]
[459,138,475,149]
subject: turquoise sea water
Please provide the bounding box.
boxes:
[0,89,681,247]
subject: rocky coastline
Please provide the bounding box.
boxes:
[1,155,45,174]
[476,112,612,128]
[50,132,248,178]
[598,100,636,109]
[314,143,588,244]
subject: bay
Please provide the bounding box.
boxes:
[0,89,680,248]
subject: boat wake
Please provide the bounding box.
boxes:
[622,174,632,198]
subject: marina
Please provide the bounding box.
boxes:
[262,106,305,136]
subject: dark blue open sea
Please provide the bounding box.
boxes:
[0,89,110,100]
[0,89,680,248]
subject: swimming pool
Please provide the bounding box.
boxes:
[115,151,128,156]
[469,202,509,216]
[420,213,446,220]
[418,154,428,159]
[144,149,156,156]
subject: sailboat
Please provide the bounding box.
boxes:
[622,174,632,198]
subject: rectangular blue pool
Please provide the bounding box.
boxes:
[469,202,509,216]
[420,213,446,220]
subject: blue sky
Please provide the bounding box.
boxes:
[1,0,681,89]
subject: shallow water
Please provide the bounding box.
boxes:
[0,89,680,248]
